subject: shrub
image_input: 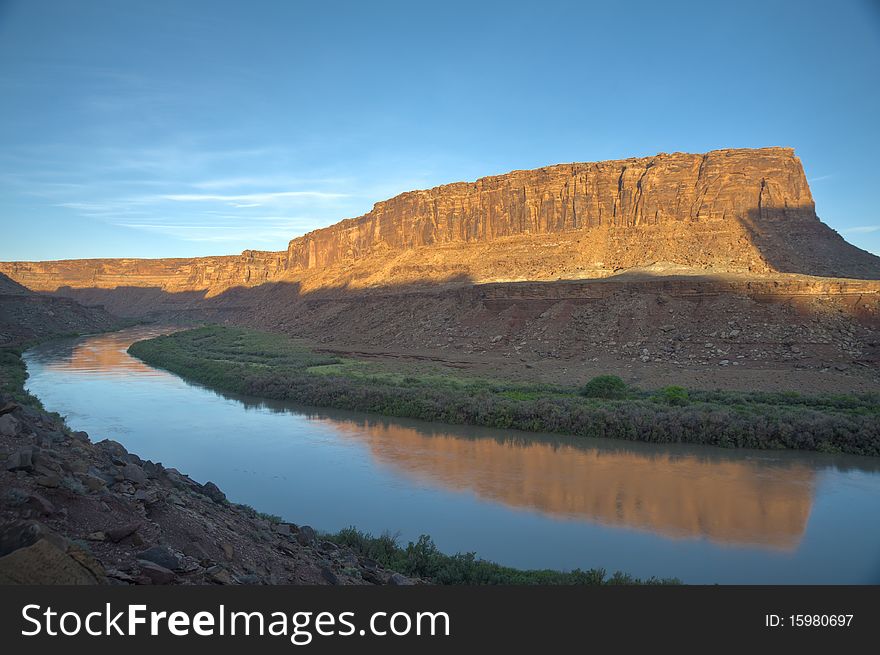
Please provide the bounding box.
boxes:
[658,386,689,406]
[580,375,628,400]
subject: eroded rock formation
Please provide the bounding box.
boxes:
[3,147,879,300]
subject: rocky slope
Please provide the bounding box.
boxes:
[0,273,120,348]
[2,148,879,304]
[0,393,416,585]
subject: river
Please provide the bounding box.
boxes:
[22,327,880,583]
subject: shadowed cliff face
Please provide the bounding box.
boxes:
[2,147,879,298]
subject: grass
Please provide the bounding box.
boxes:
[128,325,880,456]
[323,528,680,585]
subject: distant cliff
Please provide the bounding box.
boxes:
[3,147,879,297]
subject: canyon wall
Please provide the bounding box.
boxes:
[3,147,879,299]
[285,147,880,281]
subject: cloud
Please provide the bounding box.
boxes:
[844,225,880,234]
[161,190,346,203]
[116,217,312,243]
[807,174,834,183]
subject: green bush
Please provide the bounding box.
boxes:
[580,375,628,400]
[658,386,689,406]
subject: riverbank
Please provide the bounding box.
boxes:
[1,340,677,584]
[128,326,880,456]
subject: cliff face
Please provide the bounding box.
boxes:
[288,148,809,268]
[0,251,285,296]
[3,147,879,297]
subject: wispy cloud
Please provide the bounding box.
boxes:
[808,174,834,183]
[162,190,345,203]
[844,225,880,234]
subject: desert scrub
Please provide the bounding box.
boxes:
[323,528,680,585]
[0,347,46,410]
[128,326,880,456]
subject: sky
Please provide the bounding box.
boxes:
[1,0,879,261]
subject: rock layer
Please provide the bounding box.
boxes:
[2,147,879,299]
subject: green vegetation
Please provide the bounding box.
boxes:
[128,325,880,456]
[324,528,679,585]
[580,374,628,399]
[0,347,45,410]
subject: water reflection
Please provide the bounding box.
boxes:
[23,327,880,582]
[37,327,178,376]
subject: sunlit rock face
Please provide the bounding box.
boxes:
[323,417,815,549]
[3,147,879,301]
[286,147,851,279]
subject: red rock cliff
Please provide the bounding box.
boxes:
[3,147,879,296]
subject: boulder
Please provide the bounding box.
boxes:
[0,414,20,436]
[122,463,147,485]
[0,400,20,416]
[106,522,141,543]
[201,481,226,504]
[295,525,318,546]
[0,520,67,557]
[137,560,176,585]
[388,572,416,586]
[5,448,33,472]
[137,545,181,571]
[0,539,100,585]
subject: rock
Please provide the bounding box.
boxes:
[0,400,20,416]
[122,463,147,485]
[295,525,317,546]
[0,414,20,436]
[221,542,235,560]
[35,474,61,488]
[339,553,359,568]
[87,532,106,541]
[66,544,106,580]
[490,335,502,343]
[207,565,235,585]
[321,567,339,585]
[136,545,181,571]
[79,473,107,492]
[361,569,388,585]
[5,448,33,472]
[141,460,163,478]
[137,560,176,585]
[183,541,212,563]
[106,522,141,543]
[0,538,100,585]
[22,493,55,516]
[388,572,415,586]
[235,573,262,585]
[133,488,159,504]
[0,520,67,556]
[70,430,89,443]
[96,439,128,458]
[201,481,226,504]
[62,458,89,474]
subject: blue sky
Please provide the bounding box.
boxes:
[1,0,879,261]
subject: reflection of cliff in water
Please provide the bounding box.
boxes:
[315,416,819,550]
[31,327,179,376]
[34,328,825,550]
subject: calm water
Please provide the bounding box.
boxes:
[23,327,880,584]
